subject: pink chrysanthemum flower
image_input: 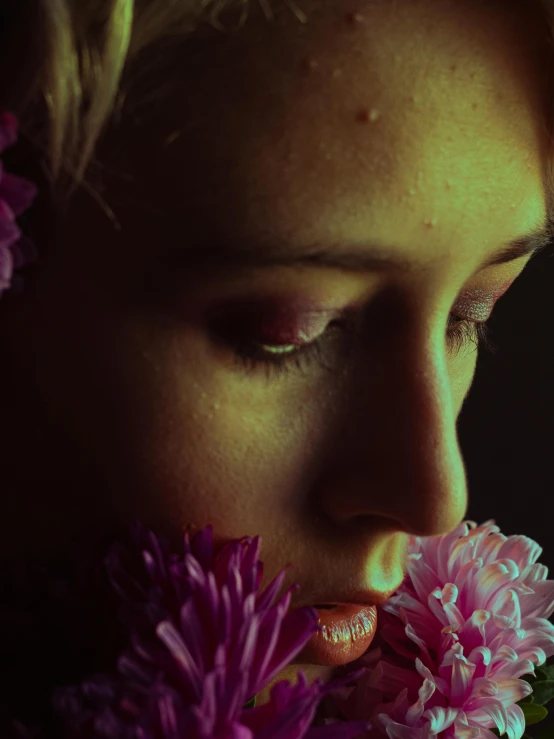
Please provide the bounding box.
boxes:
[0,111,38,296]
[321,520,554,739]
[51,521,371,739]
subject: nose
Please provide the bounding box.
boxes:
[316,317,470,539]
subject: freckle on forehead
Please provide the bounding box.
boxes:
[346,11,365,24]
[356,107,382,123]
[303,57,319,71]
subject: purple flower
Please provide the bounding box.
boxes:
[52,521,372,738]
[0,111,38,296]
[320,520,554,739]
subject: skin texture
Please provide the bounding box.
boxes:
[0,0,552,706]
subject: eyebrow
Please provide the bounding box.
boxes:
[184,216,554,274]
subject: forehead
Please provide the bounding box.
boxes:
[103,0,553,271]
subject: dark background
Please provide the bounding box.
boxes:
[460,248,554,553]
[459,245,554,735]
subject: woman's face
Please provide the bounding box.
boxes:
[0,0,551,703]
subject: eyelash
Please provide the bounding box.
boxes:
[232,313,497,381]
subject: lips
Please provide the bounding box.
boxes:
[295,603,379,665]
[297,585,402,611]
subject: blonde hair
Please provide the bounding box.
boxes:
[0,0,552,224]
[0,0,308,223]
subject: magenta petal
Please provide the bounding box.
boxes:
[186,524,215,571]
[257,568,292,612]
[240,536,263,593]
[11,234,38,269]
[242,670,372,739]
[0,172,38,217]
[0,111,38,295]
[304,724,373,739]
[0,112,18,153]
[179,597,208,668]
[217,582,233,647]
[232,724,256,739]
[155,620,203,698]
[241,673,318,739]
[0,206,19,249]
[253,603,320,692]
[0,241,14,290]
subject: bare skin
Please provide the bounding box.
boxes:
[0,0,551,707]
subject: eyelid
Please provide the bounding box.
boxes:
[452,280,515,322]
[208,297,346,347]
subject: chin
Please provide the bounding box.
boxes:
[255,662,336,706]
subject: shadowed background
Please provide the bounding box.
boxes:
[459,243,554,734]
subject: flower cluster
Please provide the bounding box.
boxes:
[4,519,554,739]
[5,518,554,739]
[8,521,370,739]
[0,111,38,296]
[318,520,554,739]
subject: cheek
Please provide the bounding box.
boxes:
[103,325,321,527]
[450,349,479,412]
